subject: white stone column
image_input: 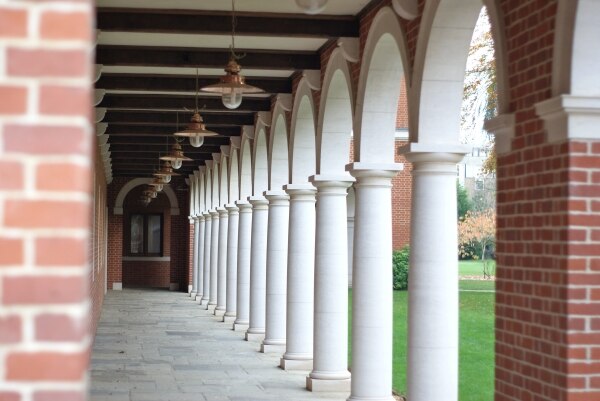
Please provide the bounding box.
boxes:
[245,196,269,342]
[307,175,353,392]
[404,151,465,401]
[208,209,219,311]
[195,215,205,303]
[347,215,354,288]
[215,207,229,317]
[280,184,316,370]
[190,217,199,298]
[261,191,290,353]
[234,201,252,331]
[201,211,212,307]
[224,204,239,323]
[347,163,402,401]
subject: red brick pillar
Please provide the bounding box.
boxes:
[0,1,95,400]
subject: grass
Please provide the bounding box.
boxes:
[459,259,496,277]
[349,288,495,401]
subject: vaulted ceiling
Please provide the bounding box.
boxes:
[95,0,378,179]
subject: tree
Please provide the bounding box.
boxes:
[458,209,496,279]
[457,181,472,220]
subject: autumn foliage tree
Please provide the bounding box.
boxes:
[458,209,496,279]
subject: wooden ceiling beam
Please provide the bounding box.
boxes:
[96,8,359,38]
[96,45,320,70]
[105,125,241,139]
[102,110,254,126]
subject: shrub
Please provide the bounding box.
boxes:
[393,246,410,290]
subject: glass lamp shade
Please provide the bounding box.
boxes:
[160,142,192,169]
[222,88,243,109]
[161,175,172,184]
[149,179,164,192]
[295,0,327,14]
[189,135,204,148]
[170,159,183,169]
[201,59,263,110]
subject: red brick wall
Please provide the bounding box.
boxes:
[0,1,95,400]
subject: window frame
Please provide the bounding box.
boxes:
[127,213,164,257]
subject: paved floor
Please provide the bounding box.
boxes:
[90,289,349,401]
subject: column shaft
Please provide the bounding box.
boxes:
[208,210,219,310]
[261,191,290,353]
[201,212,212,307]
[245,196,269,341]
[196,216,205,302]
[215,207,228,316]
[405,151,464,401]
[234,201,252,330]
[347,164,401,401]
[347,216,354,288]
[190,218,199,298]
[224,204,240,323]
[307,176,353,392]
[281,184,316,370]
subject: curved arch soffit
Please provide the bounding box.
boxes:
[252,127,269,195]
[211,161,221,208]
[317,47,355,174]
[229,148,240,203]
[354,6,409,163]
[268,112,290,190]
[219,156,229,206]
[289,77,317,183]
[239,134,253,200]
[411,0,508,143]
[114,177,180,215]
[553,0,600,96]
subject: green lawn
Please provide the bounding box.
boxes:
[459,260,496,277]
[349,289,495,401]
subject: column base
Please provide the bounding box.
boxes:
[195,295,203,303]
[190,291,197,299]
[214,308,226,317]
[260,343,286,353]
[207,303,217,312]
[245,331,265,342]
[306,376,351,392]
[280,357,313,371]
[223,315,236,323]
[188,285,193,294]
[233,322,249,332]
[200,299,209,307]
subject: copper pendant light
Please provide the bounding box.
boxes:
[160,140,192,170]
[153,161,179,184]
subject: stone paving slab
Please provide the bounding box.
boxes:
[90,289,348,401]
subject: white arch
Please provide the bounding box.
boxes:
[316,47,355,175]
[211,157,220,208]
[113,177,179,215]
[268,96,291,190]
[239,126,254,200]
[205,162,214,210]
[229,146,240,203]
[219,153,229,207]
[289,77,317,184]
[198,167,206,212]
[411,0,507,143]
[354,6,408,163]
[252,118,269,196]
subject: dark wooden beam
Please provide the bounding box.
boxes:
[108,136,226,149]
[98,93,273,112]
[97,74,291,95]
[105,125,241,139]
[97,8,359,38]
[109,145,221,154]
[96,45,320,70]
[102,110,254,126]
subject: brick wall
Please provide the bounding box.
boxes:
[0,0,94,400]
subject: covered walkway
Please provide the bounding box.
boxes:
[90,289,347,401]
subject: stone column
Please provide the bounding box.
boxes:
[195,215,205,303]
[261,191,290,353]
[201,211,212,308]
[234,201,252,331]
[215,207,229,317]
[208,209,219,311]
[347,163,402,401]
[190,217,199,298]
[245,196,269,342]
[224,204,239,323]
[307,175,353,392]
[404,150,465,401]
[347,215,354,288]
[280,184,316,370]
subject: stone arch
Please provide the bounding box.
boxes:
[354,6,409,163]
[229,146,240,203]
[239,127,254,200]
[252,122,269,196]
[205,163,214,210]
[211,159,220,208]
[268,97,291,190]
[198,169,206,212]
[411,0,509,143]
[316,48,355,175]
[113,177,179,215]
[553,0,600,96]
[289,77,317,184]
[219,154,229,207]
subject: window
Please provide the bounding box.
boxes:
[129,214,163,256]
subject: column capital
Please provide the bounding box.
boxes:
[226,203,240,214]
[284,183,317,200]
[346,162,403,186]
[202,211,211,218]
[236,199,253,211]
[217,206,228,217]
[188,216,195,223]
[309,174,355,191]
[264,190,290,204]
[400,142,468,176]
[209,209,219,217]
[248,195,269,209]
[535,95,600,144]
[197,214,205,222]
